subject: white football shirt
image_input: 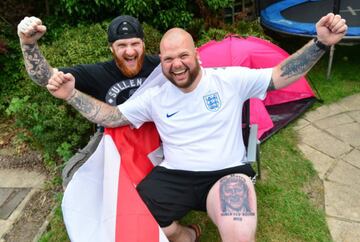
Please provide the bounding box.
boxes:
[119,67,272,171]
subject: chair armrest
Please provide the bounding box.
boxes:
[246,124,259,163]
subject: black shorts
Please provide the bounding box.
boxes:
[136,164,256,227]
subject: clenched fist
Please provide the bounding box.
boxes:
[47,71,76,101]
[17,16,47,45]
[316,13,347,46]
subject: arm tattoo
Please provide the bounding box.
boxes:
[280,40,325,79]
[67,90,130,128]
[267,77,275,91]
[21,43,53,86]
[219,174,255,221]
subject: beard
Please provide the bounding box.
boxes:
[164,59,201,90]
[113,47,145,78]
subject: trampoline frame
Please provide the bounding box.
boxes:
[257,0,360,79]
[260,0,360,38]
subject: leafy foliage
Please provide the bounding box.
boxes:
[54,0,236,31]
[55,0,194,30]
[6,90,93,168]
[58,0,121,21]
[205,0,234,10]
[142,23,162,54]
[196,19,271,46]
[0,0,44,25]
[0,19,27,113]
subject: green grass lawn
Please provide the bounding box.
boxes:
[40,41,360,242]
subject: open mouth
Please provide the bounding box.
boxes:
[124,56,137,66]
[171,69,188,80]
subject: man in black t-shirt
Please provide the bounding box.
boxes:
[18,15,160,187]
[18,15,160,105]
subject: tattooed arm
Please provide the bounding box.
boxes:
[20,43,55,86]
[269,13,347,91]
[67,90,130,128]
[47,71,130,128]
[269,39,326,90]
[18,16,56,86]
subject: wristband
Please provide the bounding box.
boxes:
[314,38,330,51]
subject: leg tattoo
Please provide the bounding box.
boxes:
[219,174,255,221]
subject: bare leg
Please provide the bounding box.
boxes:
[162,221,197,242]
[206,173,257,242]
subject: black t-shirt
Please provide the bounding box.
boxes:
[59,55,160,105]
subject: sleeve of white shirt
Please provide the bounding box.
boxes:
[220,66,273,101]
[117,87,156,129]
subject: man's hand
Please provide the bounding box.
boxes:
[47,71,75,100]
[316,13,348,46]
[17,16,47,45]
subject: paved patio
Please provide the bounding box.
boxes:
[0,169,45,241]
[295,93,360,242]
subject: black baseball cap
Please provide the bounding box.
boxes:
[107,15,144,43]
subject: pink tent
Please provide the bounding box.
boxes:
[198,36,316,141]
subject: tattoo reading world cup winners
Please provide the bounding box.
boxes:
[219,174,255,221]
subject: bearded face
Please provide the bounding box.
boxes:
[160,29,203,93]
[162,55,201,90]
[110,38,145,77]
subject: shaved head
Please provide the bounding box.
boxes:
[160,28,196,54]
[159,28,201,93]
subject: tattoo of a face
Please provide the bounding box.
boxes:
[22,43,52,86]
[280,41,325,79]
[219,174,254,221]
[67,91,129,127]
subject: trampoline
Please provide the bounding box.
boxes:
[259,0,360,39]
[257,0,360,78]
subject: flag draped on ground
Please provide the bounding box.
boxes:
[62,65,168,242]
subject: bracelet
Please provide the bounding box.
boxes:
[314,38,330,51]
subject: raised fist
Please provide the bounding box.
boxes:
[316,13,347,46]
[17,16,47,45]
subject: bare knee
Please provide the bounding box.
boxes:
[161,222,195,242]
[162,222,179,239]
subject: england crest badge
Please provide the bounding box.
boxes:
[203,92,222,112]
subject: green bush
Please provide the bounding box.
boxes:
[142,23,162,54]
[196,19,272,46]
[56,0,194,31]
[53,0,234,32]
[6,93,93,167]
[0,19,27,113]
[42,22,111,65]
[205,0,233,10]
